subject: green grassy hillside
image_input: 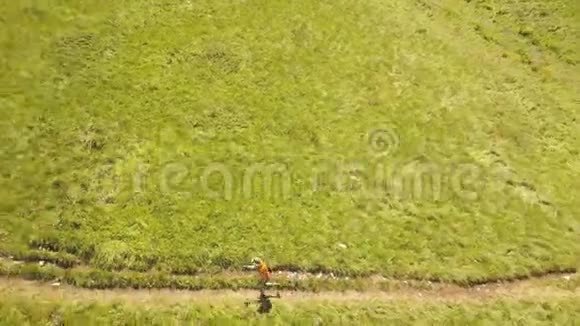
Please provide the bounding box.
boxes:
[1,0,579,283]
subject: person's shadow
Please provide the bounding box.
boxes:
[247,290,280,314]
[257,295,273,314]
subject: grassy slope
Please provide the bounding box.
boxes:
[1,0,579,283]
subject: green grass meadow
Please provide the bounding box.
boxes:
[1,0,579,286]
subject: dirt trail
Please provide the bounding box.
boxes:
[1,273,577,305]
[1,256,578,304]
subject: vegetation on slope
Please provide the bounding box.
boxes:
[1,0,578,283]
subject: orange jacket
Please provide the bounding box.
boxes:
[257,261,272,280]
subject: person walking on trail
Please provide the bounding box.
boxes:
[243,257,282,312]
[244,257,274,288]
